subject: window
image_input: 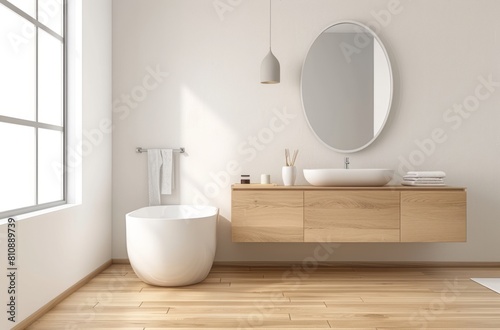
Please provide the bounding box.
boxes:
[0,0,66,218]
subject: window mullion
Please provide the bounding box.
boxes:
[36,26,39,125]
[35,9,39,206]
[63,0,68,202]
[35,128,39,205]
[0,116,64,131]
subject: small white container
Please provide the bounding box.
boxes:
[261,174,271,184]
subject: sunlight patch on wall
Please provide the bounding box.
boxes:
[180,85,239,210]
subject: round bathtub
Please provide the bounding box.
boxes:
[126,205,218,286]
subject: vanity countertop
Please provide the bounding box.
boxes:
[232,184,466,191]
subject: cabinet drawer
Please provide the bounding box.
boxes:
[304,191,400,242]
[232,190,304,242]
[401,191,466,242]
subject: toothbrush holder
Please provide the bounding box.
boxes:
[282,166,296,186]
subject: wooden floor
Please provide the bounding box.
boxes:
[28,264,500,329]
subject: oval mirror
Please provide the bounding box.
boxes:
[301,21,393,153]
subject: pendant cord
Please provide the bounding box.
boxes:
[269,0,272,50]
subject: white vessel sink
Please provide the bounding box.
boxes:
[303,168,394,187]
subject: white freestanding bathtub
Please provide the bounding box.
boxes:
[126,205,218,286]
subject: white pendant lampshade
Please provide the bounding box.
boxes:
[261,49,280,84]
[261,0,280,84]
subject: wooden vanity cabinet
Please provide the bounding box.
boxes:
[231,185,466,243]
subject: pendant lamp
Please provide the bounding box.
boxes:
[260,0,280,84]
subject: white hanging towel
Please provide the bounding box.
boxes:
[148,149,174,206]
[160,149,174,195]
[148,149,162,206]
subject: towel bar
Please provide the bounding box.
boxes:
[136,147,185,153]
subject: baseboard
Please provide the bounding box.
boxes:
[12,259,112,330]
[111,259,499,268]
[213,261,500,268]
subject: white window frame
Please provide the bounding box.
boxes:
[0,0,67,219]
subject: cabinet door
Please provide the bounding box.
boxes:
[232,190,303,242]
[401,191,466,242]
[304,191,400,242]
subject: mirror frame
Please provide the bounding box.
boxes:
[300,20,393,153]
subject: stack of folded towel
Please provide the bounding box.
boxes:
[402,171,446,186]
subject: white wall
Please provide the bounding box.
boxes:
[0,0,112,328]
[112,0,500,262]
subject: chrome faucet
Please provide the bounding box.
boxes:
[344,157,350,169]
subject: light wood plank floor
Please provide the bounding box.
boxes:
[28,264,500,329]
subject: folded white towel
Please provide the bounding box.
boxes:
[403,177,444,182]
[401,180,446,186]
[405,171,446,178]
[160,149,173,195]
[148,149,162,206]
